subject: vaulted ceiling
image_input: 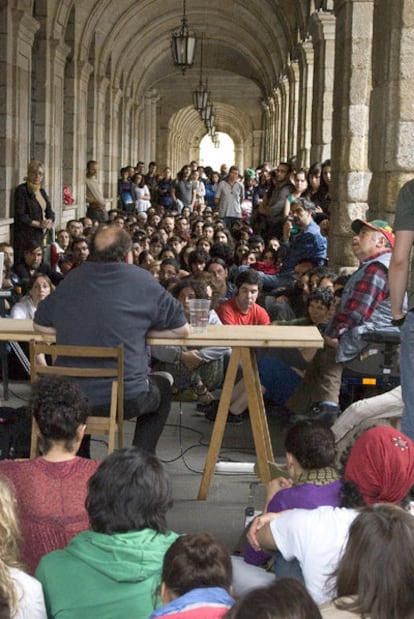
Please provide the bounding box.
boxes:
[43,0,313,141]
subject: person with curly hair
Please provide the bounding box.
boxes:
[243,422,341,570]
[0,375,99,574]
[0,476,46,618]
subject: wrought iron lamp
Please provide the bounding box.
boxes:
[201,100,213,123]
[171,0,196,74]
[193,33,209,112]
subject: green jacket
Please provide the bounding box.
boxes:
[35,528,179,619]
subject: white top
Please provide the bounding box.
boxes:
[10,297,35,320]
[10,567,47,619]
[133,184,151,212]
[270,506,358,604]
[215,179,244,218]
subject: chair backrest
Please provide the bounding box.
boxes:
[29,341,124,457]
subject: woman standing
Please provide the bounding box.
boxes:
[132,173,151,213]
[13,161,55,264]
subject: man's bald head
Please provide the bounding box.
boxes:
[89,225,132,263]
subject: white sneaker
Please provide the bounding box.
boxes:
[151,371,174,386]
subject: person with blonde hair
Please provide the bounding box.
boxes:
[13,160,55,264]
[0,476,46,618]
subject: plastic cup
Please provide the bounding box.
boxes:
[188,299,210,334]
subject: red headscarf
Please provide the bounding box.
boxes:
[345,426,414,505]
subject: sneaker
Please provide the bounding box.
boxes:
[289,402,340,426]
[204,401,244,425]
[151,371,174,387]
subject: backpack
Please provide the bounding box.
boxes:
[0,406,31,459]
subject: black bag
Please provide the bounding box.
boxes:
[0,406,31,459]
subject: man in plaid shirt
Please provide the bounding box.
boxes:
[286,218,395,424]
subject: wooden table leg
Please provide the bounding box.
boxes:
[240,347,274,484]
[197,348,241,500]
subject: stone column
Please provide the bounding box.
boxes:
[279,77,289,161]
[0,8,39,220]
[110,87,122,207]
[144,89,159,164]
[268,96,276,165]
[47,40,71,220]
[76,60,94,210]
[287,61,300,160]
[309,10,335,163]
[296,40,314,168]
[368,0,414,219]
[260,99,270,163]
[329,0,374,268]
[252,130,264,167]
[95,75,110,184]
[273,89,282,165]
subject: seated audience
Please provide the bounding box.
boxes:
[224,578,322,619]
[36,448,178,619]
[243,422,341,575]
[320,503,414,618]
[247,426,414,605]
[10,273,55,369]
[14,240,61,294]
[152,277,230,404]
[150,533,234,619]
[250,198,327,292]
[0,376,99,573]
[10,273,54,320]
[217,270,270,326]
[0,476,46,618]
[286,219,396,425]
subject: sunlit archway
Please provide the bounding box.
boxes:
[199,132,235,171]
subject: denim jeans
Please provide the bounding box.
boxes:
[400,312,414,440]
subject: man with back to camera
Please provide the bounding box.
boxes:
[34,225,190,454]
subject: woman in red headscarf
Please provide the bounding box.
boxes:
[243,426,414,606]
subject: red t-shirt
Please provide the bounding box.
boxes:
[217,297,270,325]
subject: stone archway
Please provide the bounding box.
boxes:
[199,133,235,170]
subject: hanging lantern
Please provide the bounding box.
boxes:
[171,0,196,74]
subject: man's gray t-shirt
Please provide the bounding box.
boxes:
[393,178,414,309]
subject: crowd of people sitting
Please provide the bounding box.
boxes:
[0,378,414,618]
[6,157,347,418]
[0,157,407,617]
[8,156,399,427]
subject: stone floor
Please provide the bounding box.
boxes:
[3,380,287,552]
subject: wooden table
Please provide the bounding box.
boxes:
[0,318,55,342]
[0,320,323,499]
[148,324,323,500]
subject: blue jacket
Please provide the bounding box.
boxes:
[150,587,234,619]
[281,219,327,275]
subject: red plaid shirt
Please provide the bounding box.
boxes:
[325,251,391,338]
